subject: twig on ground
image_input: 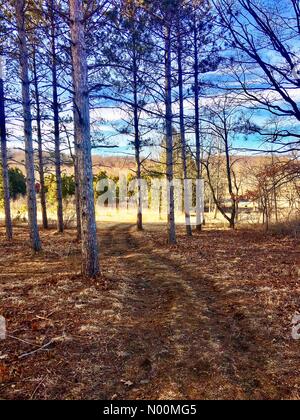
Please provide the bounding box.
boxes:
[18,340,54,359]
[30,374,48,400]
[7,335,37,347]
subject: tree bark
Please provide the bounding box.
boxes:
[132,35,143,231]
[224,132,236,229]
[271,153,278,223]
[15,0,41,252]
[32,48,48,229]
[67,103,81,240]
[72,104,82,241]
[164,23,176,245]
[177,22,192,236]
[193,15,203,231]
[0,57,13,240]
[49,0,64,233]
[69,0,100,277]
[74,151,81,241]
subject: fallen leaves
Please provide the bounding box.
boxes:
[0,363,9,383]
[0,224,299,400]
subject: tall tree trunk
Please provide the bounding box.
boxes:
[32,48,48,229]
[193,16,203,231]
[273,186,278,223]
[72,104,82,241]
[224,134,236,229]
[74,151,81,241]
[132,36,143,231]
[177,23,192,236]
[271,153,278,223]
[164,24,176,245]
[69,0,100,277]
[0,57,13,240]
[49,0,64,233]
[67,104,81,240]
[15,0,41,252]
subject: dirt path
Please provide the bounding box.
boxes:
[0,223,299,399]
[98,224,298,400]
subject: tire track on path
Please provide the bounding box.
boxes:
[99,224,277,400]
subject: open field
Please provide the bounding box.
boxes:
[0,223,299,400]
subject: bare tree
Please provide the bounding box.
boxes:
[214,0,300,149]
[202,96,247,228]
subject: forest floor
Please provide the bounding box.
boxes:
[0,223,300,400]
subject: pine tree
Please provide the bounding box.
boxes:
[15,0,41,252]
[176,1,192,236]
[32,45,49,229]
[47,0,64,233]
[0,55,13,240]
[69,0,100,277]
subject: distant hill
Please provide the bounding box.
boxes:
[7,148,291,180]
[7,149,136,177]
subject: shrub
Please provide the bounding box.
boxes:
[0,167,26,208]
[45,174,76,205]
